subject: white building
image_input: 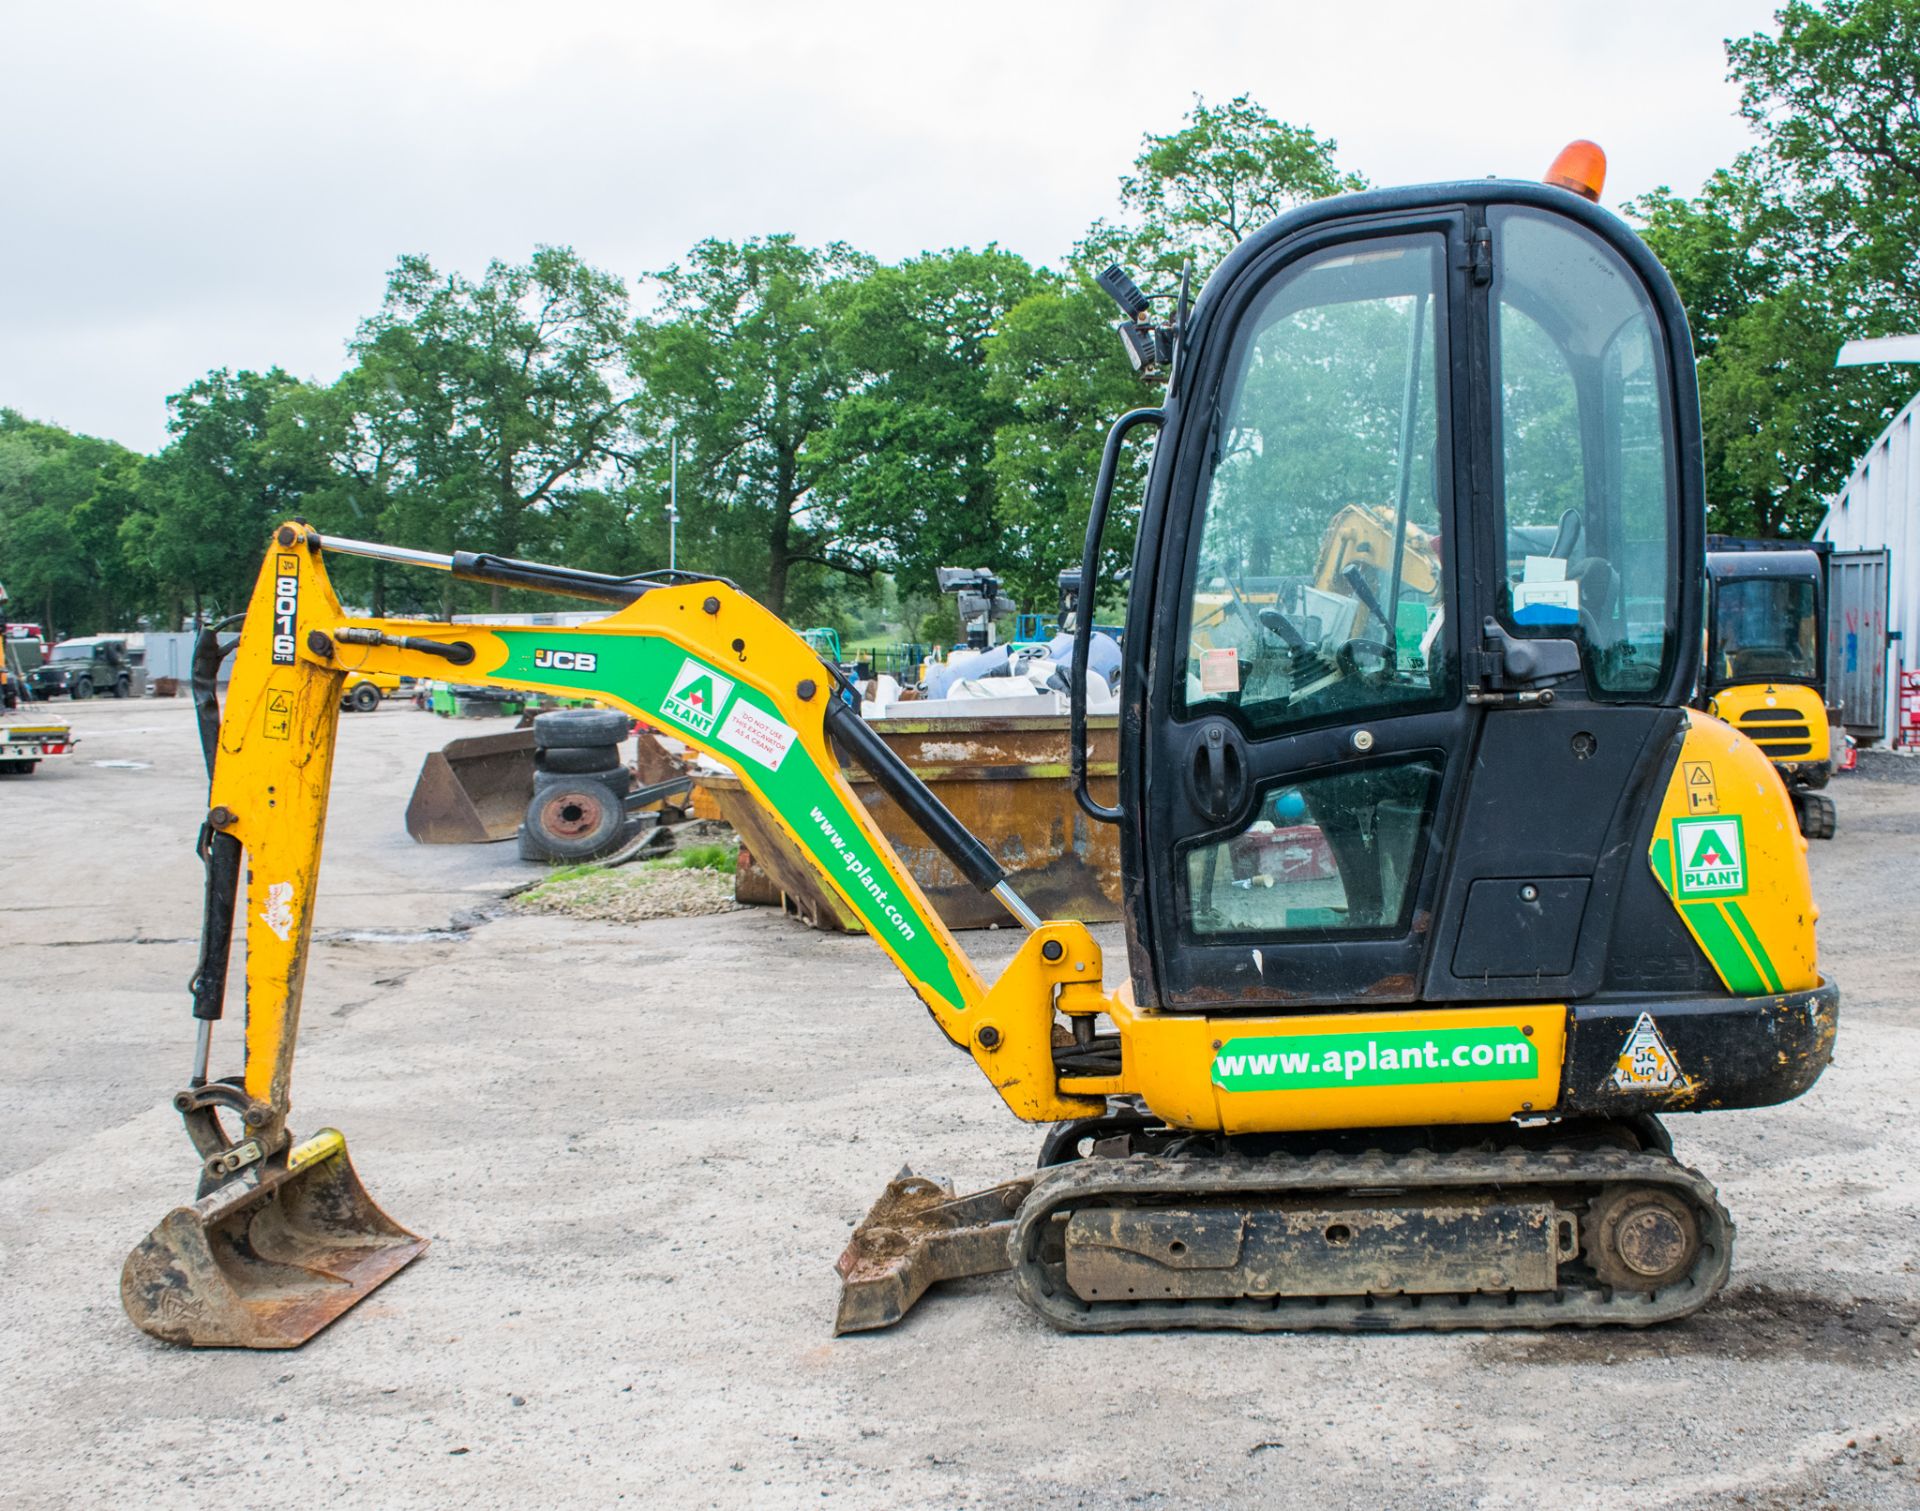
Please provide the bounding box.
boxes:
[1818,388,1920,745]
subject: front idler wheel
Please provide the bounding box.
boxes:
[1585,1186,1701,1291]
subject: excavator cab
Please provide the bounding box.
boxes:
[1702,547,1836,836]
[1098,183,1708,1012]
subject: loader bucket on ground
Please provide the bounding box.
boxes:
[121,1130,426,1349]
[404,728,535,843]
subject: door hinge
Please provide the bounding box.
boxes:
[1468,227,1492,286]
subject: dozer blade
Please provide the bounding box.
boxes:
[121,1130,426,1349]
[404,729,535,843]
[833,1169,1033,1334]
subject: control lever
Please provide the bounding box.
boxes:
[1341,564,1392,640]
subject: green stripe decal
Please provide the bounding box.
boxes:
[1681,902,1768,995]
[1651,836,1769,995]
[488,631,967,1013]
[1724,900,1783,993]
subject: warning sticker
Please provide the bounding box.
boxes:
[660,658,734,738]
[1683,760,1718,814]
[260,880,295,942]
[1673,815,1747,899]
[263,688,293,741]
[717,700,796,772]
[1612,1011,1688,1091]
[1198,646,1240,694]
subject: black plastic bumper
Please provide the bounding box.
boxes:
[1557,980,1839,1116]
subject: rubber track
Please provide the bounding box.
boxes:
[1009,1146,1732,1333]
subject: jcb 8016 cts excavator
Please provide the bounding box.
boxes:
[124,148,1836,1348]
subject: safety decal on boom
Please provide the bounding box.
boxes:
[717,700,796,771]
[1612,1012,1688,1091]
[260,881,296,942]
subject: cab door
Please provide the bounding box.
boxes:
[1135,213,1476,1009]
[1126,193,1698,1012]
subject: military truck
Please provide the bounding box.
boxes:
[27,636,146,700]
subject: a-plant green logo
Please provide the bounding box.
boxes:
[1211,1026,1536,1093]
[1673,814,1747,899]
[660,658,734,737]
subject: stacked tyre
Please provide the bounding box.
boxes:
[521,709,633,861]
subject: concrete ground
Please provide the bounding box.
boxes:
[3,697,1918,1509]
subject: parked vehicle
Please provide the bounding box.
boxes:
[28,636,146,700]
[0,717,77,774]
[340,669,414,712]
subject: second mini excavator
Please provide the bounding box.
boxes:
[124,149,1837,1347]
[1702,545,1839,839]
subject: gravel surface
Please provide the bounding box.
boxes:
[513,863,743,923]
[3,700,1918,1509]
[1853,747,1920,785]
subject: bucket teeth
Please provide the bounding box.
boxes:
[121,1131,426,1349]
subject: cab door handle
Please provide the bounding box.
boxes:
[1189,721,1249,826]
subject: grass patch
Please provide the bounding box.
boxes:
[516,838,740,915]
[648,842,737,874]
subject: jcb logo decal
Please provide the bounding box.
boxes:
[533,648,597,673]
[271,554,299,665]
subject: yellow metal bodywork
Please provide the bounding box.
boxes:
[1646,710,1818,996]
[1707,681,1830,781]
[216,545,347,1124]
[1311,503,1441,597]
[1065,991,1566,1135]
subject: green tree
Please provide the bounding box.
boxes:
[975,94,1367,614]
[121,369,333,622]
[1635,168,1907,539]
[0,410,149,635]
[348,246,640,606]
[984,281,1147,606]
[1082,93,1367,282]
[1728,0,1920,317]
[634,236,874,617]
[818,246,1048,598]
[1631,0,1920,539]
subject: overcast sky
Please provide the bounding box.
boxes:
[3,0,1782,453]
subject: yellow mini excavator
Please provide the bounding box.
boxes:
[1703,545,1838,839]
[124,148,1837,1348]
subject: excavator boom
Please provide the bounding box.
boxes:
[122,522,1109,1347]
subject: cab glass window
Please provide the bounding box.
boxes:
[1179,233,1455,735]
[1185,757,1442,938]
[1491,208,1677,697]
[1711,576,1820,684]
